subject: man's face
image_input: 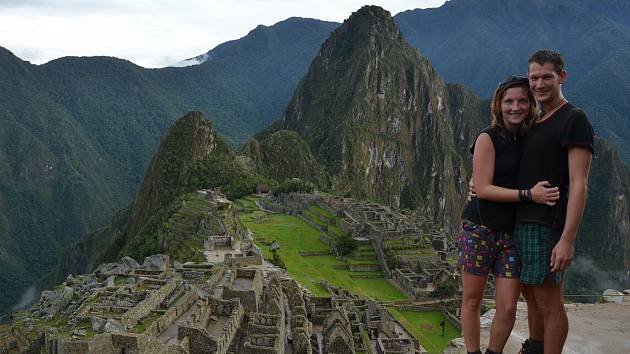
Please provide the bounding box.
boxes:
[528,62,566,104]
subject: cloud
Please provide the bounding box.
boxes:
[568,255,628,291]
[11,285,37,311]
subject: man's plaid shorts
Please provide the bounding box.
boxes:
[514,223,563,285]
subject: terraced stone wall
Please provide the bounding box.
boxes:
[121,279,178,329]
[144,291,198,337]
[225,253,262,266]
[243,334,281,354]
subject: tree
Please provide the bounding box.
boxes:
[334,233,357,256]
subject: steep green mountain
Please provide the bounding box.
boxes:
[53,209,131,284]
[152,17,339,143]
[53,111,261,283]
[240,129,329,187]
[257,6,488,231]
[394,0,630,160]
[0,18,336,314]
[103,111,257,262]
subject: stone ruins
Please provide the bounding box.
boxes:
[0,190,459,353]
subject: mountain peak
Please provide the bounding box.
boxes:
[349,5,392,22]
[274,5,478,222]
[341,5,401,39]
[280,5,428,137]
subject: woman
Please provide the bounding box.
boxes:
[458,76,559,354]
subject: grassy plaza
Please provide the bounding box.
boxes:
[235,196,460,352]
[237,197,406,301]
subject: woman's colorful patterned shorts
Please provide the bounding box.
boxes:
[457,220,520,278]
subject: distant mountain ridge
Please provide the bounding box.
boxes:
[394,0,630,161]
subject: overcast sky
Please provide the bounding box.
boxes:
[0,0,447,68]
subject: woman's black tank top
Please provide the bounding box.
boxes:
[461,126,521,231]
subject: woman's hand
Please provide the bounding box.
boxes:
[468,178,476,200]
[530,181,559,206]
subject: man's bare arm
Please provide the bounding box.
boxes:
[551,147,592,272]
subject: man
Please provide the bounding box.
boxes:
[515,49,594,354]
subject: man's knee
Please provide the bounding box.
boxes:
[532,286,565,317]
[538,302,567,321]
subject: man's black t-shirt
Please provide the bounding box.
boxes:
[462,126,521,231]
[516,103,594,230]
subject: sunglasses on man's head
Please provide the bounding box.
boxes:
[497,75,529,89]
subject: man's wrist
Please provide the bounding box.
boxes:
[559,233,576,244]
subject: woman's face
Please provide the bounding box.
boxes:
[501,86,530,132]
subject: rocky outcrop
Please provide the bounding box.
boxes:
[94,256,142,277]
[141,254,169,272]
[30,286,74,320]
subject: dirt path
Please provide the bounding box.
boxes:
[446,301,630,353]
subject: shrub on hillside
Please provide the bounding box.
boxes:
[269,249,286,269]
[334,233,357,256]
[429,281,457,299]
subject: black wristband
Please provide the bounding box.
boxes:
[519,189,532,202]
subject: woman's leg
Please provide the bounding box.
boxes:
[488,277,520,352]
[461,271,488,352]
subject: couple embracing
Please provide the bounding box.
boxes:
[458,49,594,354]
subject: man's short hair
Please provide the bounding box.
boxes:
[528,49,565,74]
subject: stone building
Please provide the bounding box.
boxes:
[283,279,312,354]
[323,308,355,354]
[221,269,262,313]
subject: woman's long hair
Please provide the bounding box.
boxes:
[490,77,537,136]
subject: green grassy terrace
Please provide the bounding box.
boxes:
[236,196,406,301]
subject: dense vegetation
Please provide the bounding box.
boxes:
[242,130,330,188]
[271,179,316,196]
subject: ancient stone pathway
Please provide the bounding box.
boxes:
[157,302,198,345]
